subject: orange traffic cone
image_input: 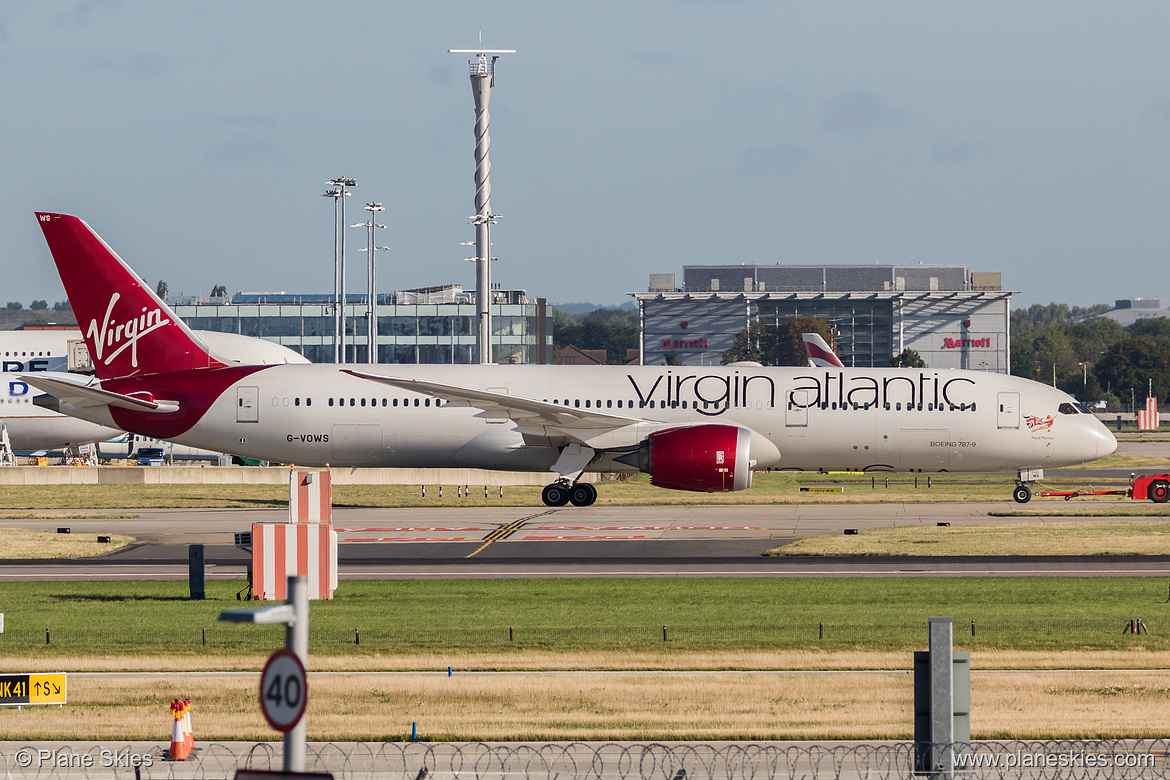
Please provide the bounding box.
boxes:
[168,699,190,760]
[183,698,194,752]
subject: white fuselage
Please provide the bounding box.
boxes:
[62,364,1116,474]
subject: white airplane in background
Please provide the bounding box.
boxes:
[27,213,1116,505]
[1,313,308,456]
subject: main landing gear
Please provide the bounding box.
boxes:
[541,480,597,507]
[542,443,599,507]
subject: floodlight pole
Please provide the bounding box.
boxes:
[327,177,357,363]
[353,202,389,364]
[449,45,514,364]
[322,189,342,363]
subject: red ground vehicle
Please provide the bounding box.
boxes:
[1130,474,1170,503]
[1017,473,1170,503]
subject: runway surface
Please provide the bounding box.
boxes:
[2,500,1168,579]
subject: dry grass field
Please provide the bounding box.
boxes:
[2,669,1168,742]
[767,520,1170,557]
[0,527,134,558]
[8,649,1170,673]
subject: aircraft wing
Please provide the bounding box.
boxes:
[341,369,641,431]
[21,374,177,413]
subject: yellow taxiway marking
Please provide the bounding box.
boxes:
[466,510,558,558]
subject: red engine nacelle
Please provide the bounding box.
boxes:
[617,425,753,493]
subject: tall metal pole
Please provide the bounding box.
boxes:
[340,190,349,363]
[284,575,308,773]
[327,177,357,363]
[323,189,341,363]
[449,45,514,364]
[354,202,388,365]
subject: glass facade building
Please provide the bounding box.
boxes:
[171,291,551,365]
[635,265,1014,371]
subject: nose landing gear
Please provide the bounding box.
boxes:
[1012,483,1032,504]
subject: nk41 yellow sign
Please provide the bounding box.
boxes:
[0,673,67,706]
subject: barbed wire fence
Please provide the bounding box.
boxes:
[2,740,1168,780]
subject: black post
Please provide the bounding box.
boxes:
[189,544,205,600]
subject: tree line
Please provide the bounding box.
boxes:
[5,300,69,311]
[551,306,639,365]
[1011,303,1170,407]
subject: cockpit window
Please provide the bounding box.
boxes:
[1074,402,1092,414]
[1058,402,1078,415]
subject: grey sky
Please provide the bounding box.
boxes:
[2,1,1168,310]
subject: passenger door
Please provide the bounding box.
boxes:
[997,392,1020,429]
[237,387,259,423]
[786,390,809,427]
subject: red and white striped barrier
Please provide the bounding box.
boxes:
[289,469,332,523]
[251,522,338,600]
[1139,397,1159,431]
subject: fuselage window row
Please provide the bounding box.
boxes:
[542,398,733,411]
[322,397,446,408]
[787,401,978,412]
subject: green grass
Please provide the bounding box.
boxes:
[0,471,1140,509]
[1,578,1167,657]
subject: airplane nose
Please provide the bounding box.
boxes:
[1096,421,1118,459]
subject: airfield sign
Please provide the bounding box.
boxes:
[260,649,306,732]
[0,673,67,706]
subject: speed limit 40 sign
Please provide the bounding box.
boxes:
[260,649,307,732]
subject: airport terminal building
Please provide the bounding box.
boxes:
[634,265,1014,371]
[169,286,551,365]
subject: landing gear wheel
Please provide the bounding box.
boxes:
[1012,483,1032,504]
[569,482,597,507]
[1150,480,1170,503]
[541,483,570,507]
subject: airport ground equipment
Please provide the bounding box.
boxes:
[250,523,337,601]
[1014,472,1170,503]
[289,468,332,523]
[189,544,204,600]
[243,470,337,600]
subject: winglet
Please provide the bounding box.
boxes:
[35,213,225,380]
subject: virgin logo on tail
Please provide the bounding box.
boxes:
[86,293,172,369]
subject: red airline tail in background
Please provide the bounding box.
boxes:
[35,213,225,380]
[802,333,845,368]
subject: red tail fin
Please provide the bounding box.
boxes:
[802,333,845,368]
[35,213,225,380]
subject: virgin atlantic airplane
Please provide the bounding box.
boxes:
[25,213,1115,506]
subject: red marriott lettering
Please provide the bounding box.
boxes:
[942,337,991,349]
[661,337,709,350]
